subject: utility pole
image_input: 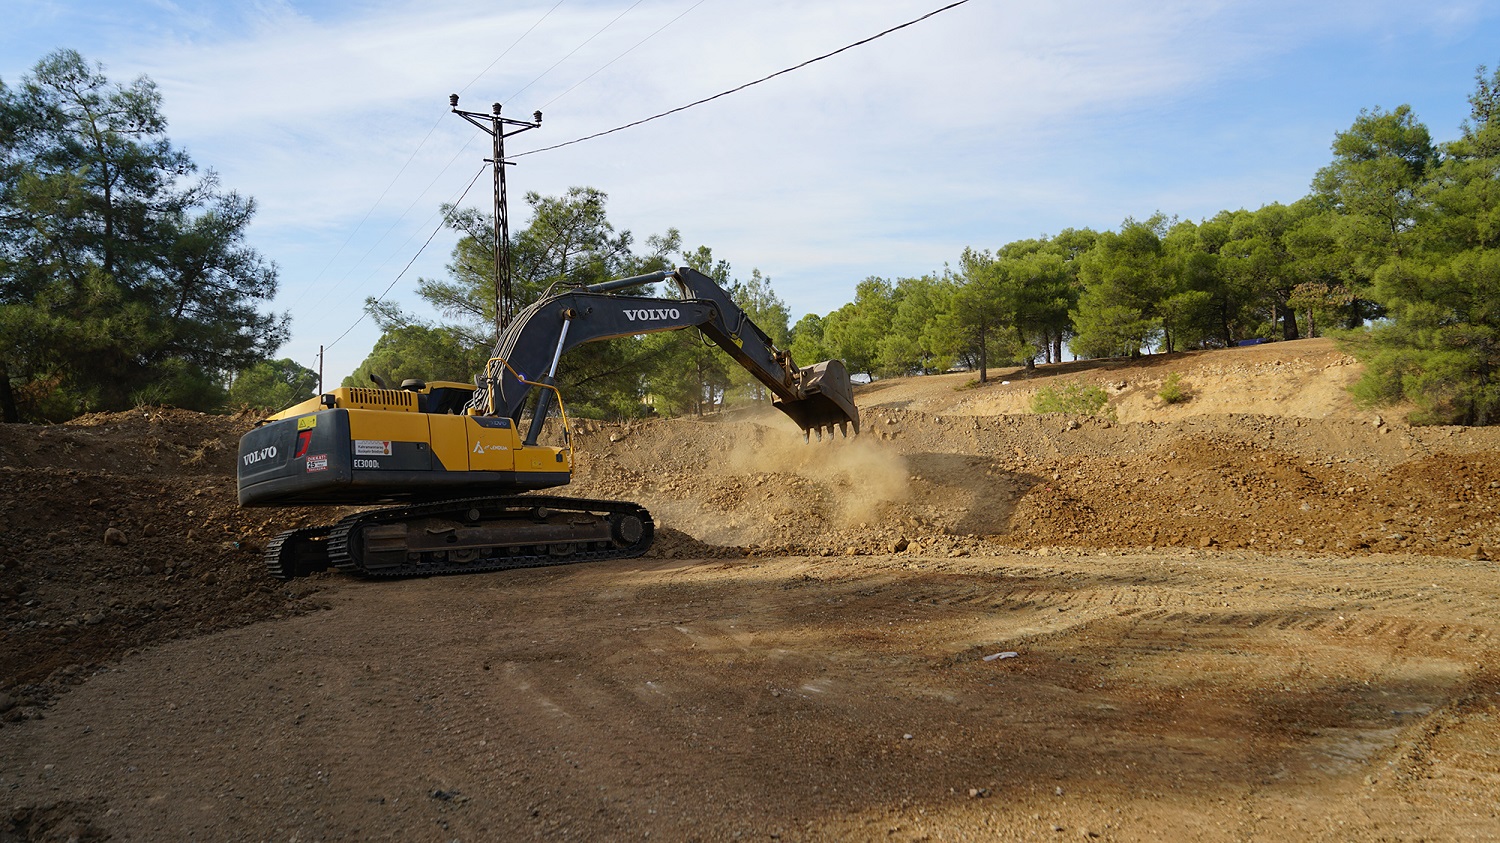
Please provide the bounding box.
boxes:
[450,95,541,337]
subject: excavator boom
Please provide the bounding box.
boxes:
[474,266,859,440]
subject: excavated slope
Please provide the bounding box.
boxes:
[5,337,1500,842]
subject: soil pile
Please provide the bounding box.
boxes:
[567,340,1500,562]
[4,337,1500,841]
[0,409,330,712]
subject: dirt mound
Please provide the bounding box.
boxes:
[566,407,1500,563]
[859,337,1375,422]
[6,340,1500,841]
[5,338,1499,719]
[0,408,330,715]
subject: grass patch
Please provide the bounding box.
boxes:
[1030,382,1114,419]
[1158,372,1190,404]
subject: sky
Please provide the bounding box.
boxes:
[4,0,1499,384]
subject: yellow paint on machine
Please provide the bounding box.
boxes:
[464,417,519,472]
[430,414,475,470]
[346,410,429,452]
[310,405,564,474]
[520,443,570,472]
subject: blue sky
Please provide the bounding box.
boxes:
[4,0,1498,383]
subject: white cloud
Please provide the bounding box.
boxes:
[5,0,1498,380]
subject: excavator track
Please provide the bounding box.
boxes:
[278,495,655,579]
[263,525,333,580]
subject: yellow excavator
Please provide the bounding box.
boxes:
[236,266,860,579]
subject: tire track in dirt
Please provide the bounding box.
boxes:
[7,548,1500,841]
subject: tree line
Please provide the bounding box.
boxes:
[0,50,295,421]
[788,64,1500,425]
[4,49,1497,425]
[345,185,795,420]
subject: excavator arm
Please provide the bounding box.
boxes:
[474,266,860,442]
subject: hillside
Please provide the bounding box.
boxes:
[4,337,1500,842]
[857,336,1369,421]
[567,337,1496,560]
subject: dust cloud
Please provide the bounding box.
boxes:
[726,423,909,527]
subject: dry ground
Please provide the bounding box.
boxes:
[4,338,1500,841]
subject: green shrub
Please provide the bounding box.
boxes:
[1030,382,1114,418]
[1158,372,1189,404]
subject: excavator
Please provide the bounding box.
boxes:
[236,266,860,579]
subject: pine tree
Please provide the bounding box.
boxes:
[0,50,285,421]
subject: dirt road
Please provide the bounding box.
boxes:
[6,547,1499,841]
[4,339,1500,840]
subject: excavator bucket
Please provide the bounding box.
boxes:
[773,359,861,441]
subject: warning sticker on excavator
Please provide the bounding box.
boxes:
[306,454,328,472]
[296,416,318,431]
[354,440,393,456]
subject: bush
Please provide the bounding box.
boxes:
[128,359,227,413]
[228,358,319,412]
[1030,382,1114,418]
[1158,372,1189,404]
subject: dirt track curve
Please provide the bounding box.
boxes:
[4,338,1500,841]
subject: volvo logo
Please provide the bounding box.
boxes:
[242,445,277,466]
[623,308,680,321]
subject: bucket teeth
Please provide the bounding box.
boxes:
[797,420,864,443]
[774,358,859,443]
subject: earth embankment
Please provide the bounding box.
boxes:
[3,337,1498,841]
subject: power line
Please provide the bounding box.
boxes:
[318,0,974,356]
[461,0,569,95]
[507,0,648,102]
[301,131,483,314]
[541,0,711,110]
[290,1,567,312]
[324,165,488,351]
[318,0,648,345]
[514,0,974,159]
